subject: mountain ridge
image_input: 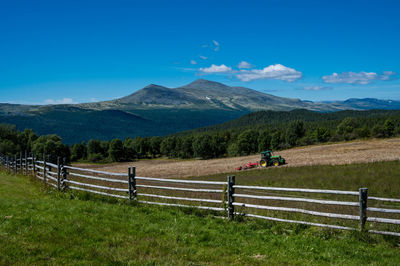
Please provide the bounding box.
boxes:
[107,79,338,112]
[2,79,400,112]
[1,79,400,143]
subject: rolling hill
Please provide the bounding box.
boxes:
[1,79,400,144]
[184,109,400,135]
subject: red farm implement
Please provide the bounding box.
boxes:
[235,161,259,171]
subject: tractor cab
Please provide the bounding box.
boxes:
[261,150,272,160]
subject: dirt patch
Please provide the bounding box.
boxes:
[74,138,400,178]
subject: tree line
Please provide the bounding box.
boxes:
[1,111,399,163]
[0,124,70,163]
[60,115,400,161]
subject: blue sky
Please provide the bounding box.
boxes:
[1,0,399,104]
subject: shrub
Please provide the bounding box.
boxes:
[109,139,124,162]
[87,153,104,162]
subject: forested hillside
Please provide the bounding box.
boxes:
[1,109,400,163]
[186,109,400,134]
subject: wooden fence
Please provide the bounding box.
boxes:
[1,153,400,237]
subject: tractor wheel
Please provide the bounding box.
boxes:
[273,160,279,167]
[260,159,267,167]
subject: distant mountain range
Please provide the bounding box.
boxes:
[1,79,400,143]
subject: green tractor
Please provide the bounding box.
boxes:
[259,150,285,167]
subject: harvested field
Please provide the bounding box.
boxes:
[74,138,400,178]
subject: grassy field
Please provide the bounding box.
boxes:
[74,137,400,178]
[1,170,400,265]
[190,160,400,234]
[196,160,400,197]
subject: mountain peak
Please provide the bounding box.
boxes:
[118,83,195,105]
[143,84,168,90]
[190,78,214,83]
[182,79,229,90]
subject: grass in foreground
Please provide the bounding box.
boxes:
[1,171,400,265]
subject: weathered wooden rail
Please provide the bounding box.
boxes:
[1,153,400,237]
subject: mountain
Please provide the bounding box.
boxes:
[333,98,400,110]
[113,79,339,112]
[1,79,399,144]
[118,84,201,105]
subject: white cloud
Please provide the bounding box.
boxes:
[303,86,332,91]
[212,40,220,51]
[199,64,232,73]
[380,71,396,80]
[190,60,197,65]
[202,40,220,51]
[237,61,253,69]
[44,98,74,104]
[236,64,302,82]
[199,55,207,60]
[322,71,396,84]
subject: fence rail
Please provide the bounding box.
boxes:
[1,152,400,237]
[233,185,360,196]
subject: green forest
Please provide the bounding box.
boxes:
[1,109,400,163]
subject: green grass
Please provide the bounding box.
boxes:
[1,170,400,265]
[185,160,400,234]
[194,160,400,198]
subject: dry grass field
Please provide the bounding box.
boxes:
[74,138,400,178]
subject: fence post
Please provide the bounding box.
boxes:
[33,154,36,174]
[128,166,137,201]
[29,152,32,172]
[19,152,22,173]
[227,175,235,220]
[57,157,61,191]
[61,157,67,191]
[28,151,30,171]
[43,153,47,184]
[6,156,9,173]
[128,167,132,200]
[24,150,27,173]
[132,167,137,200]
[14,154,17,175]
[359,188,368,231]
